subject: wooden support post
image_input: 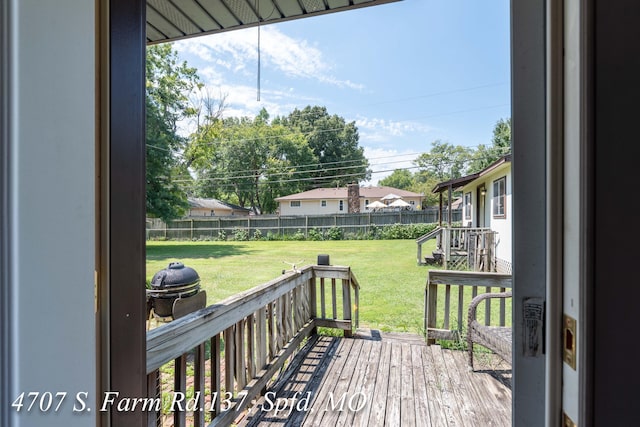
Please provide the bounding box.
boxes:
[342,279,352,337]
[448,183,452,227]
[194,343,205,427]
[224,326,235,396]
[425,282,438,345]
[174,355,187,427]
[146,370,160,427]
[210,334,221,417]
[235,319,246,389]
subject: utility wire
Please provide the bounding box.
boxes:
[146,103,510,152]
[170,150,512,191]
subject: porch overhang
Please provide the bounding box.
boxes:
[431,173,479,194]
[146,0,402,45]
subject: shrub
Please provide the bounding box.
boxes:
[266,231,278,241]
[251,229,263,241]
[217,230,227,241]
[327,227,343,241]
[308,228,324,241]
[292,229,306,241]
[232,227,249,241]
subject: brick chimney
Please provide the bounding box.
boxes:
[347,183,360,213]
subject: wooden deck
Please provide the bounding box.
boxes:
[241,330,511,426]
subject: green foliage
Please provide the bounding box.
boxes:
[468,118,512,173]
[251,229,263,241]
[145,44,201,222]
[217,230,226,241]
[414,140,472,181]
[308,228,324,241]
[379,223,439,240]
[190,109,314,214]
[378,169,415,190]
[276,106,370,187]
[232,227,249,241]
[266,231,279,241]
[291,229,306,241]
[327,227,343,241]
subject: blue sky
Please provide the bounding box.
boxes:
[173,0,511,184]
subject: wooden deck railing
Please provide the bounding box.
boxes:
[146,265,359,427]
[424,270,512,343]
[416,227,496,270]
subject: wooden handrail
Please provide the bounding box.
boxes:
[416,226,494,268]
[424,269,512,344]
[146,265,360,426]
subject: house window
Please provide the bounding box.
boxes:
[339,200,344,211]
[321,200,327,207]
[464,192,472,220]
[493,177,506,218]
[290,201,301,208]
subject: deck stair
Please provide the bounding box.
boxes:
[416,226,497,271]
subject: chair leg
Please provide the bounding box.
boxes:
[468,340,474,371]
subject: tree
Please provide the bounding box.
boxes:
[145,44,201,221]
[414,140,472,181]
[276,106,370,187]
[379,169,415,190]
[190,109,314,214]
[492,117,511,152]
[468,118,512,173]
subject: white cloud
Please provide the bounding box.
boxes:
[175,27,363,90]
[356,117,433,138]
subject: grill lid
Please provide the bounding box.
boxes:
[150,262,200,289]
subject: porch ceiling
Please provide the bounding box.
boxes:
[146,0,402,44]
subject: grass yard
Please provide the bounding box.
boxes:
[147,239,433,334]
[147,239,511,336]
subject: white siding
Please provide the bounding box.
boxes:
[5,2,97,426]
[279,199,346,216]
[462,164,512,265]
[278,196,422,216]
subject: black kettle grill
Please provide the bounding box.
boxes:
[147,262,201,318]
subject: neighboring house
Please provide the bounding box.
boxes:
[187,197,251,217]
[433,155,512,273]
[275,185,424,216]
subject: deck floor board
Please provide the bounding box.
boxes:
[242,330,511,426]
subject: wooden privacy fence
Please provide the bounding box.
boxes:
[424,270,512,344]
[146,265,359,427]
[147,209,462,240]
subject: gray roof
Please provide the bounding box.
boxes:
[146,0,401,45]
[188,197,250,212]
[275,185,423,201]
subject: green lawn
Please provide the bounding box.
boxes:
[147,239,435,334]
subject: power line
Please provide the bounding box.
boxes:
[147,103,510,153]
[170,144,511,182]
[170,150,512,191]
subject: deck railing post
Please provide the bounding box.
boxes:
[194,343,205,427]
[174,355,187,427]
[342,279,352,337]
[146,370,160,427]
[426,281,438,345]
[309,278,317,334]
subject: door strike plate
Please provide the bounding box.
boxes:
[563,314,577,370]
